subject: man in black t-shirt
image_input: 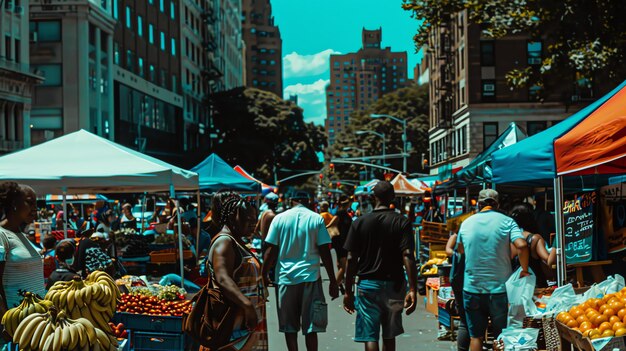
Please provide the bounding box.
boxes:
[343,181,417,351]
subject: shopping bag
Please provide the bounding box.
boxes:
[506,267,536,327]
[597,274,625,294]
[545,283,579,314]
[497,327,540,351]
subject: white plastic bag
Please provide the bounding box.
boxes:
[545,283,579,314]
[597,274,625,295]
[506,267,537,327]
[498,327,540,351]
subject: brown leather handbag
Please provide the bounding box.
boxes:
[182,258,238,349]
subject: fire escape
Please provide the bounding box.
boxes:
[434,15,456,163]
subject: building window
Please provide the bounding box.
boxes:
[149,65,155,82]
[138,57,144,77]
[33,64,62,86]
[125,6,131,29]
[480,41,495,66]
[126,50,134,71]
[170,1,175,19]
[113,0,118,19]
[113,42,119,64]
[160,32,165,50]
[483,122,498,149]
[148,24,154,44]
[527,41,542,65]
[137,16,143,36]
[527,121,547,136]
[481,80,496,101]
[171,38,176,56]
[29,21,61,42]
[159,0,164,12]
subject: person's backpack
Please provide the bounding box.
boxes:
[182,238,238,348]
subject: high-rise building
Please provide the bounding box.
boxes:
[30,0,116,146]
[325,28,408,145]
[217,0,244,91]
[0,0,42,153]
[424,10,608,176]
[241,0,282,96]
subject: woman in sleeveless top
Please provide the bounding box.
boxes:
[203,192,267,351]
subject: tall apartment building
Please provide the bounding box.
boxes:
[325,28,408,145]
[241,0,282,96]
[216,0,244,91]
[0,0,42,153]
[425,10,603,175]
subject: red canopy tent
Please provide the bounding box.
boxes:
[233,165,276,194]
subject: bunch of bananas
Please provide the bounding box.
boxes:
[45,271,121,332]
[13,306,118,351]
[1,292,53,338]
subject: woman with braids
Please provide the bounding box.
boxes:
[203,191,267,351]
[0,182,45,319]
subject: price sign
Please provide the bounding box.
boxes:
[563,191,596,264]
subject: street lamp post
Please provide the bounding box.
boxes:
[343,146,370,179]
[371,114,408,173]
[355,130,386,168]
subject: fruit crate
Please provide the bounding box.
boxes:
[420,221,449,244]
[113,312,183,333]
[149,248,194,263]
[555,320,626,351]
[132,331,184,350]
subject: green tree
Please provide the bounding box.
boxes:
[208,87,326,184]
[402,0,626,91]
[327,84,429,182]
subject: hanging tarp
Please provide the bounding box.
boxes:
[390,174,424,195]
[492,81,626,186]
[191,154,261,193]
[45,194,109,204]
[0,129,198,194]
[554,83,626,176]
[455,122,526,187]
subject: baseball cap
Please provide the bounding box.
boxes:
[265,193,279,204]
[478,189,499,204]
[373,181,395,201]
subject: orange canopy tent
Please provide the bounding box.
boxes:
[390,174,424,196]
[554,84,626,176]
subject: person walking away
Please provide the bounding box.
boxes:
[342,181,417,351]
[329,196,352,292]
[47,240,78,289]
[204,192,267,351]
[263,194,339,351]
[257,193,279,241]
[318,202,333,227]
[456,189,530,351]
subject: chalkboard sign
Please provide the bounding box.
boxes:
[563,191,596,264]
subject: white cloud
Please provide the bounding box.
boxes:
[284,79,329,126]
[283,49,340,78]
[284,79,329,96]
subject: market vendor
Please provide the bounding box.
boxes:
[119,203,137,230]
[46,240,78,289]
[0,182,46,311]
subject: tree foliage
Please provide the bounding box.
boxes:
[209,87,326,184]
[402,0,626,89]
[327,84,429,183]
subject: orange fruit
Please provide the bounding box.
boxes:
[602,329,615,338]
[610,315,622,324]
[603,294,616,303]
[579,302,589,310]
[593,314,608,326]
[598,321,612,333]
[603,307,617,317]
[613,322,625,332]
[623,314,626,324]
[579,321,593,333]
[599,304,609,314]
[557,311,570,323]
[570,307,584,319]
[616,328,626,337]
[618,308,626,319]
[576,315,588,324]
[586,310,600,319]
[588,328,601,338]
[611,301,625,311]
[567,319,579,328]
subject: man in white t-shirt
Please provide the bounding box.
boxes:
[263,195,339,351]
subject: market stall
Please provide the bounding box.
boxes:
[191,153,262,193]
[233,165,276,195]
[0,129,200,350]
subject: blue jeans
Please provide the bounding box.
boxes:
[462,291,508,339]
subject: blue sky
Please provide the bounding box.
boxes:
[273,0,422,126]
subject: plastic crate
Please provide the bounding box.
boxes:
[113,312,183,333]
[149,249,193,263]
[132,331,184,350]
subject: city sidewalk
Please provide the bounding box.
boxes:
[265,272,454,351]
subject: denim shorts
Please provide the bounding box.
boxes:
[462,291,508,339]
[354,280,406,342]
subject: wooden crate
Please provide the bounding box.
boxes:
[420,221,449,244]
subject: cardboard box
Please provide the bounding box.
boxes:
[426,285,438,316]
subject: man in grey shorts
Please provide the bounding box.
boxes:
[263,194,339,351]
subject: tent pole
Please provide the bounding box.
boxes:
[196,190,201,260]
[140,192,147,234]
[466,187,470,212]
[171,185,185,288]
[62,188,68,239]
[553,176,567,286]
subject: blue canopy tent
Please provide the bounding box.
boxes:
[491,80,626,285]
[191,154,262,193]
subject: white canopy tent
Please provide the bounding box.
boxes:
[0,129,199,285]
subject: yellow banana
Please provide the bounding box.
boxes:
[90,308,110,330]
[13,313,44,339]
[67,288,76,312]
[90,300,110,313]
[42,332,54,351]
[31,318,48,350]
[75,322,88,348]
[39,321,54,351]
[17,314,41,347]
[76,288,85,308]
[52,325,63,351]
[68,323,80,350]
[95,327,110,349]
[62,321,71,349]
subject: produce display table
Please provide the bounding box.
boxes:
[113,312,186,351]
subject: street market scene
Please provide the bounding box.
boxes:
[1,0,626,351]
